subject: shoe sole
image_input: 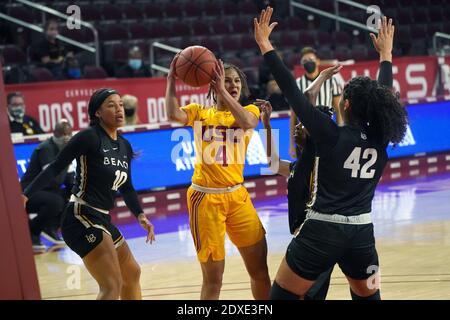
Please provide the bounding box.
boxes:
[41,232,66,245]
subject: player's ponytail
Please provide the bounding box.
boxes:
[343,76,408,145]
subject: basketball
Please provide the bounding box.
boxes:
[175,46,217,87]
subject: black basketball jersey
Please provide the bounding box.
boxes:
[72,125,132,209]
[265,50,393,217]
[308,126,387,215]
[24,124,142,216]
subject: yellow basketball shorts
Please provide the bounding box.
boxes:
[186,185,265,263]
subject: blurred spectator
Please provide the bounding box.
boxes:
[7,92,44,135]
[62,56,83,80]
[21,120,74,252]
[266,79,289,111]
[122,94,140,125]
[32,19,73,79]
[116,46,151,78]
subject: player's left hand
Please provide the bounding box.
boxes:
[138,213,155,244]
[211,59,226,94]
[370,16,394,55]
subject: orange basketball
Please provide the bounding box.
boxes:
[175,46,217,87]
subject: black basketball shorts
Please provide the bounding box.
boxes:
[285,219,379,281]
[61,202,124,258]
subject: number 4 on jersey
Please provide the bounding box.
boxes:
[344,147,377,179]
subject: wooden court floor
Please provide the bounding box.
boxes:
[34,220,450,300]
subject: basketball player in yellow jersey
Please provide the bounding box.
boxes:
[165,56,270,300]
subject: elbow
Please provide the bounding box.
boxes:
[167,112,178,122]
[241,117,259,131]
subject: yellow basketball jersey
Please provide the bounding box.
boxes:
[181,103,260,188]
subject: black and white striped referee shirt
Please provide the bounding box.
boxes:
[295,74,343,109]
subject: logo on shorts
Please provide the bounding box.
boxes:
[85,234,96,243]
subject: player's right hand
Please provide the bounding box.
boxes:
[370,16,394,56]
[168,52,180,81]
[254,6,278,46]
[254,99,272,128]
[319,64,343,80]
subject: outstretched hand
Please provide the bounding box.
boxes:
[319,64,343,80]
[254,99,273,128]
[254,6,278,54]
[370,16,394,60]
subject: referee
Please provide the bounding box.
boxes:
[290,47,343,158]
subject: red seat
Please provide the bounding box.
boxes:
[211,21,230,35]
[84,65,108,79]
[101,4,123,21]
[129,24,151,40]
[30,67,54,82]
[2,45,27,65]
[143,3,163,19]
[164,3,183,18]
[122,4,144,20]
[191,21,211,36]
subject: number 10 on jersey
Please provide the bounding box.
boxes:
[112,170,128,191]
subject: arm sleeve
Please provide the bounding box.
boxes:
[119,141,143,218]
[377,61,393,88]
[180,103,201,127]
[263,50,339,145]
[23,129,97,198]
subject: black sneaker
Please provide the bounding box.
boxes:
[31,234,46,253]
[41,229,65,246]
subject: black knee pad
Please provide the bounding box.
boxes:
[270,281,300,300]
[350,289,381,300]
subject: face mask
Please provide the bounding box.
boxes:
[67,68,81,79]
[52,136,66,149]
[303,61,316,74]
[129,59,142,70]
[124,108,136,117]
[9,105,25,121]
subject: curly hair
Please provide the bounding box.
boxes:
[207,63,250,104]
[343,76,408,145]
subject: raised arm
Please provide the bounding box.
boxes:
[253,7,338,145]
[211,60,259,130]
[255,99,291,177]
[370,16,394,88]
[165,53,189,125]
